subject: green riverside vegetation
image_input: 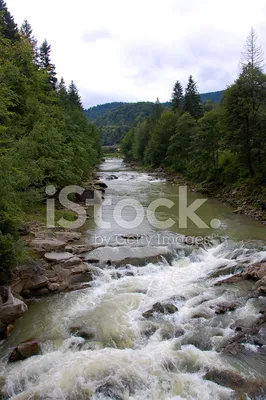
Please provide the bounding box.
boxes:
[121,29,266,196]
[0,1,101,270]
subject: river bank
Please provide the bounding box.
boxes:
[127,162,266,226]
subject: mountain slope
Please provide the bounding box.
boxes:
[84,90,224,145]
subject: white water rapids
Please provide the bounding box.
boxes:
[0,159,266,400]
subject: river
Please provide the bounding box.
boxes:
[1,159,266,399]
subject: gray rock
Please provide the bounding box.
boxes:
[142,302,178,318]
[31,239,67,252]
[0,286,28,325]
[44,252,74,262]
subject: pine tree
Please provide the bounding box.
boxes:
[68,81,82,109]
[183,75,203,119]
[39,39,57,88]
[0,0,19,41]
[20,20,38,64]
[171,80,183,113]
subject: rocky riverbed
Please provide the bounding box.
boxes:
[1,159,266,399]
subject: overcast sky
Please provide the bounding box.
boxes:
[7,0,266,108]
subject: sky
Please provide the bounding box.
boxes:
[7,0,266,109]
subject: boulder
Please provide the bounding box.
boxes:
[54,231,81,242]
[142,302,178,318]
[210,302,237,314]
[65,244,96,255]
[69,326,95,340]
[44,252,74,262]
[106,175,118,180]
[205,368,266,399]
[63,256,83,267]
[95,182,108,189]
[23,275,48,290]
[48,283,60,292]
[9,339,41,362]
[30,239,67,252]
[216,260,266,287]
[0,286,28,325]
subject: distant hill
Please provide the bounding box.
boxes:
[84,90,224,145]
[84,102,126,121]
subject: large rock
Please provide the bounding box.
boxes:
[142,302,178,318]
[216,259,266,286]
[63,256,83,267]
[44,252,74,262]
[30,239,67,252]
[9,339,41,362]
[0,286,28,325]
[205,368,266,399]
[23,275,48,290]
[54,231,81,243]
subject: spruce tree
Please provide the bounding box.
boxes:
[20,20,38,64]
[39,39,57,88]
[68,81,82,109]
[171,80,183,113]
[183,75,203,119]
[0,0,19,41]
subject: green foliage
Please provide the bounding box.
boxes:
[188,109,221,181]
[0,4,101,269]
[166,112,196,172]
[120,30,266,193]
[183,75,203,119]
[171,80,183,113]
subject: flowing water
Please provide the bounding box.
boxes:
[1,159,266,400]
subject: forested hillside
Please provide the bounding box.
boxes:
[85,91,223,145]
[121,29,266,191]
[0,1,101,269]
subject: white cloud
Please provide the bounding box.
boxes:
[7,0,266,107]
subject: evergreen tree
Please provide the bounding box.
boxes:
[39,39,57,88]
[166,112,196,172]
[68,81,82,109]
[0,0,19,41]
[183,75,203,119]
[171,80,183,113]
[20,20,38,64]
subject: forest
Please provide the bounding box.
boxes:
[0,1,101,270]
[121,29,266,192]
[84,92,224,146]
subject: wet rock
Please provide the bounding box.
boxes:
[9,339,41,362]
[204,368,266,399]
[69,326,95,340]
[211,302,237,314]
[44,252,74,262]
[95,383,124,400]
[95,181,108,189]
[0,286,28,325]
[106,175,118,180]
[69,271,92,285]
[142,302,178,318]
[120,234,142,240]
[216,260,266,288]
[75,188,95,203]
